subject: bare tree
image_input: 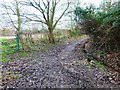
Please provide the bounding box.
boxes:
[2,0,22,50]
[22,0,70,43]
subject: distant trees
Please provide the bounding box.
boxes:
[22,0,70,44]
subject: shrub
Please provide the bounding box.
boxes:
[74,1,120,52]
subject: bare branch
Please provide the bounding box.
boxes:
[20,0,69,32]
[41,0,47,8]
[47,1,50,24]
[2,1,17,30]
[27,0,48,23]
[53,1,70,29]
[21,14,46,24]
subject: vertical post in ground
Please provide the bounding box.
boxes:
[16,33,20,51]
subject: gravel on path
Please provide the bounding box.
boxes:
[1,36,120,89]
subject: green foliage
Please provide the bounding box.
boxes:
[73,1,120,51]
[69,29,81,37]
[98,50,106,58]
[97,2,120,26]
[17,51,30,57]
[0,38,29,62]
[1,40,10,45]
[85,58,106,71]
[73,1,120,72]
[1,39,16,62]
[93,60,106,70]
[74,4,96,22]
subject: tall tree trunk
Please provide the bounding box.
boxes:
[16,1,21,51]
[48,28,55,44]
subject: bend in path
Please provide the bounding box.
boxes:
[2,36,119,88]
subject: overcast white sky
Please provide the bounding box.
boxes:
[0,0,102,5]
[0,0,113,30]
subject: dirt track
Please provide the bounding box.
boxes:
[1,37,120,89]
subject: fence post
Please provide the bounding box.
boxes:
[16,33,20,51]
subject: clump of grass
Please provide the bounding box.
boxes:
[0,58,8,62]
[17,51,30,57]
[69,29,82,38]
[86,60,106,71]
[93,60,106,70]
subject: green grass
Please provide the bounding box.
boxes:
[0,37,17,62]
[86,60,106,71]
[0,32,82,62]
[94,60,106,70]
[0,58,8,62]
[17,51,30,57]
[0,44,16,49]
[69,29,81,38]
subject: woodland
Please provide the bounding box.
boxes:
[0,0,120,88]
